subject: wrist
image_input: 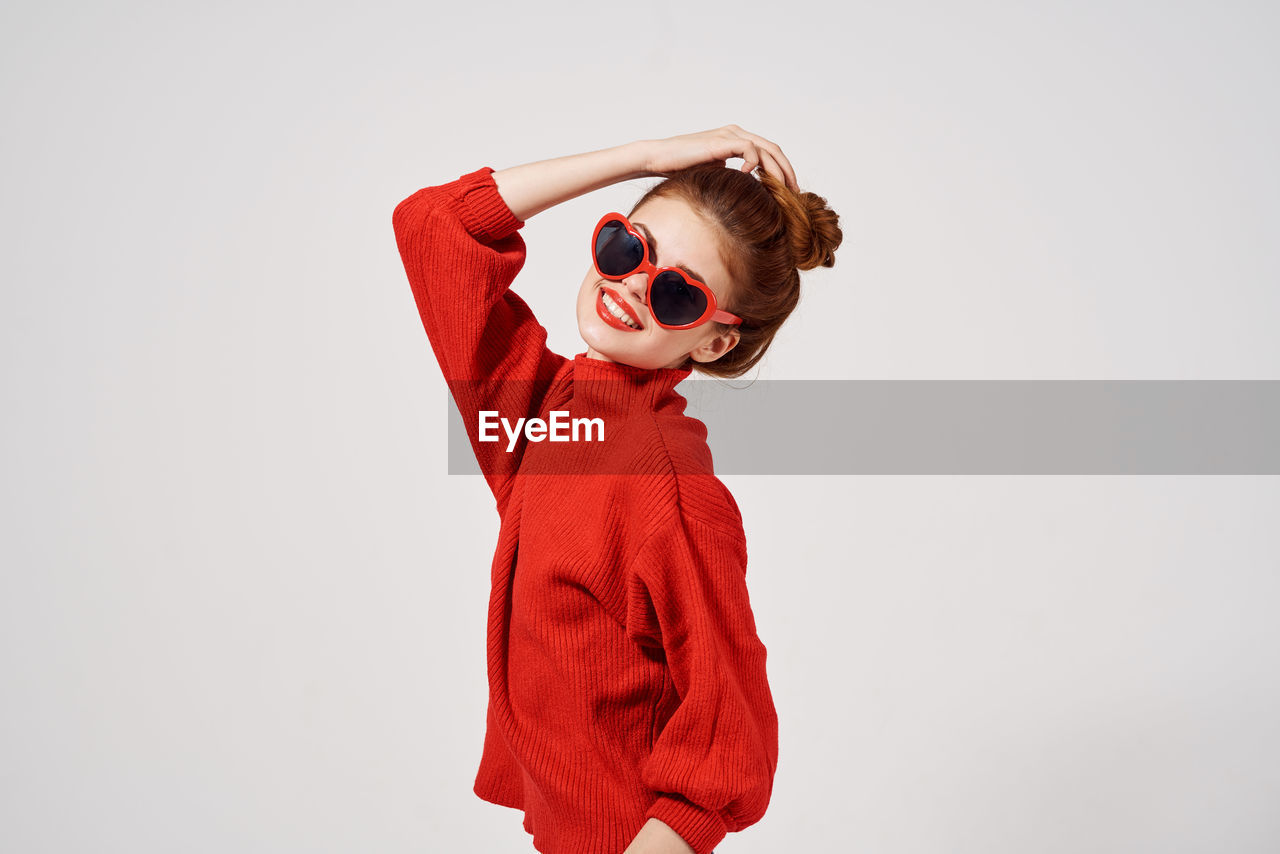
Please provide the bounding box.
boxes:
[622,817,696,854]
[622,139,657,181]
[645,795,727,854]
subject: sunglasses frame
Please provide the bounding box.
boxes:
[591,212,743,330]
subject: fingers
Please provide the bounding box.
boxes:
[755,140,799,191]
[769,147,800,192]
[756,147,787,188]
[741,143,797,193]
[723,125,800,191]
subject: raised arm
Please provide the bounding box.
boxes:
[391,143,656,515]
[491,128,799,221]
[392,167,567,515]
[489,140,654,222]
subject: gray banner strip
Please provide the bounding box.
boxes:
[447,381,1280,474]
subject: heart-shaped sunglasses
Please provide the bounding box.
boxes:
[591,213,743,330]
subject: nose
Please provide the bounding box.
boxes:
[620,271,648,306]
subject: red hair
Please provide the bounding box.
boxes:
[629,163,843,378]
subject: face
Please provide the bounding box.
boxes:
[576,195,741,371]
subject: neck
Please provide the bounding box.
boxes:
[572,351,692,415]
[583,346,691,373]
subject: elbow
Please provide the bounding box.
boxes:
[725,782,774,833]
[392,186,446,238]
[392,192,422,238]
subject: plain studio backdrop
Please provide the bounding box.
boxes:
[2,1,1278,852]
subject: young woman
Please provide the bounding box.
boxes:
[392,126,842,854]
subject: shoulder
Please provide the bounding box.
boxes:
[674,472,745,540]
[628,408,743,534]
[654,412,742,525]
[627,478,748,592]
[651,408,710,469]
[628,465,745,548]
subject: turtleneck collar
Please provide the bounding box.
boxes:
[570,351,692,415]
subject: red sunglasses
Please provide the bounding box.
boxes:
[591,212,743,330]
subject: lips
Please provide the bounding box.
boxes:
[596,285,644,331]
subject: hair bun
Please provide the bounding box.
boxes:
[757,168,843,272]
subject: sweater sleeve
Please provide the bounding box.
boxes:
[624,507,779,854]
[391,166,568,515]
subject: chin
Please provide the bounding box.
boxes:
[577,296,680,371]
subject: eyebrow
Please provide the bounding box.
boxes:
[633,221,708,285]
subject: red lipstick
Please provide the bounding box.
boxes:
[595,285,643,331]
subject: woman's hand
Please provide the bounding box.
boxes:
[639,125,799,191]
[621,817,696,854]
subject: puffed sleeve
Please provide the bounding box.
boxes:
[392,167,568,516]
[624,506,779,854]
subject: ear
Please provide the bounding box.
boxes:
[688,327,741,364]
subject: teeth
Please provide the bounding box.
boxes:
[602,291,641,329]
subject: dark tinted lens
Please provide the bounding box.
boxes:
[594,220,644,277]
[651,271,707,326]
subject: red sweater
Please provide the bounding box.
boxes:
[392,166,778,854]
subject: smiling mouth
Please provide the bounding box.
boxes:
[597,285,643,330]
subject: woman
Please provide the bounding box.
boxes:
[392,126,842,854]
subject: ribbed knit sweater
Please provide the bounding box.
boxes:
[392,166,778,854]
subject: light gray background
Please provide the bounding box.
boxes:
[2,1,1278,852]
